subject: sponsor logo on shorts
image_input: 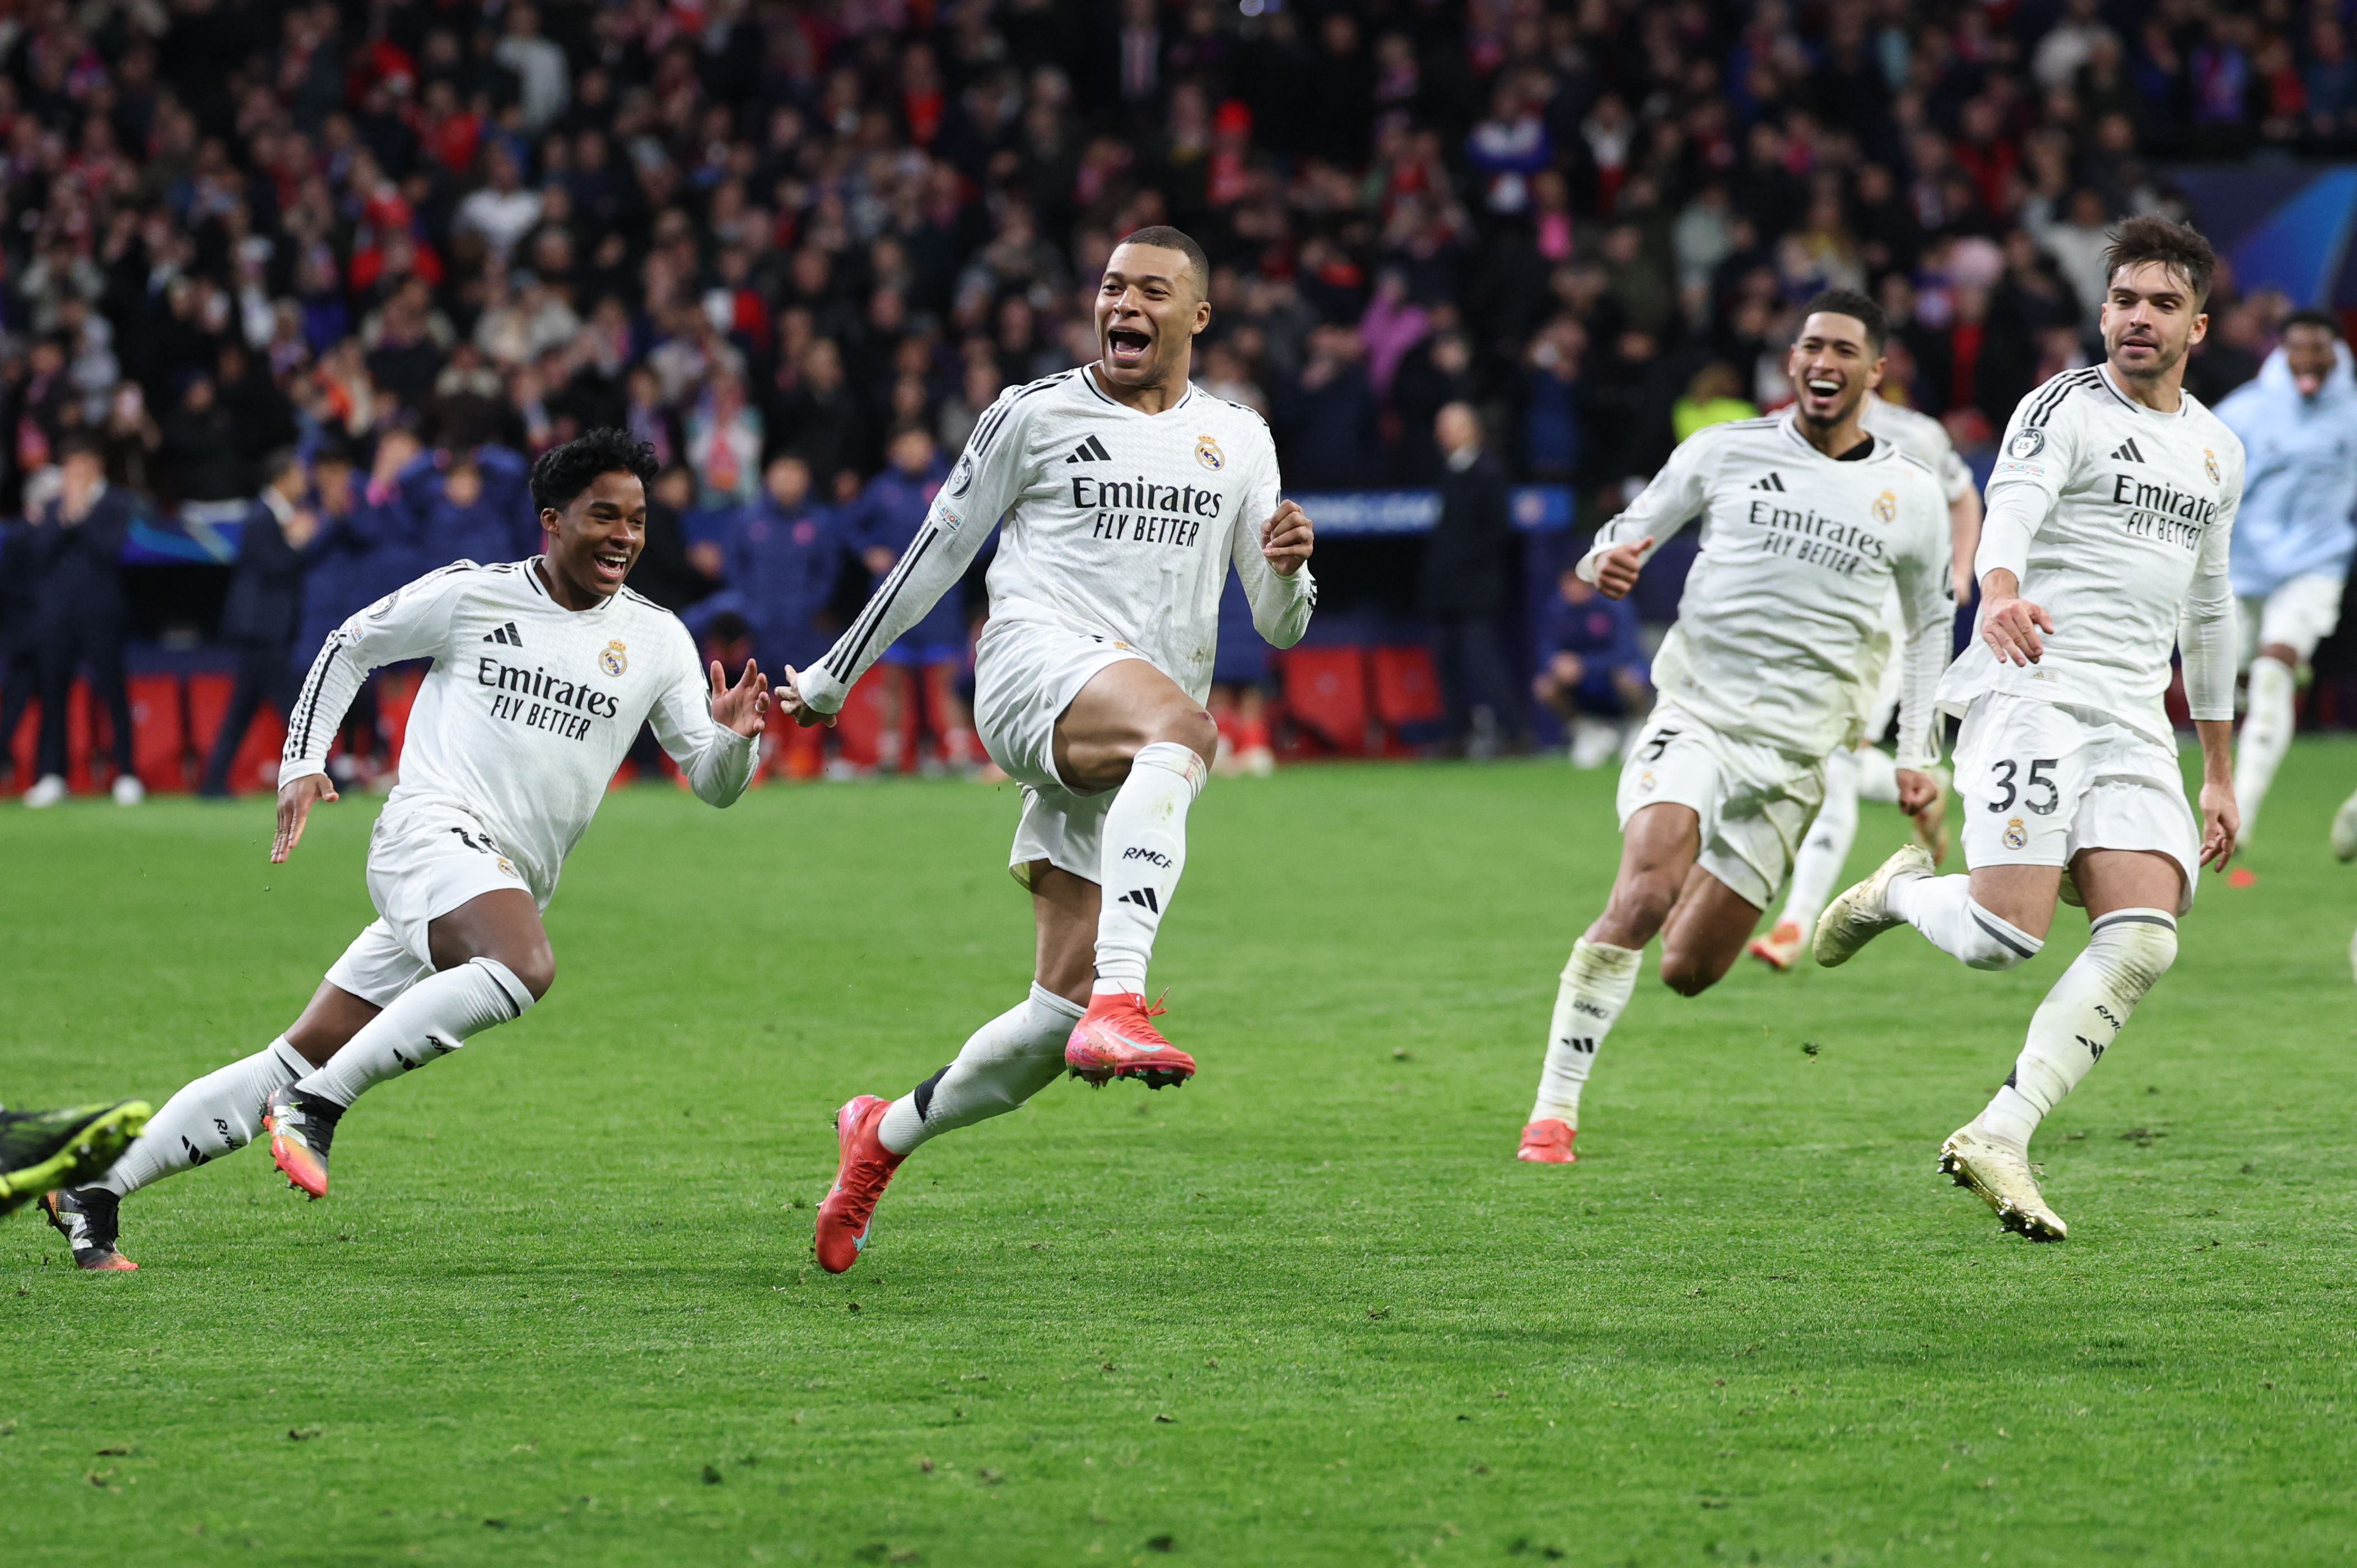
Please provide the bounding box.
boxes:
[2003,816,2028,850]
[600,640,628,677]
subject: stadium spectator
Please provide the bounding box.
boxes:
[1420,403,1522,759]
[200,452,320,798]
[844,426,968,772]
[22,436,138,807]
[0,0,2330,790]
[1531,564,1652,771]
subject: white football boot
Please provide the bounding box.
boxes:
[21,773,66,809]
[1939,1124,2067,1242]
[112,774,145,805]
[2331,788,2357,864]
[1811,842,1934,968]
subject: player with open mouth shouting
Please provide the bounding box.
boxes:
[777,226,1318,1273]
[42,430,767,1270]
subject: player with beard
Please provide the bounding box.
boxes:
[1516,290,1953,1166]
[1814,217,2243,1241]
[41,430,768,1270]
[776,226,1319,1272]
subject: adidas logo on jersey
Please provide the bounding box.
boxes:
[2110,438,2145,463]
[1117,886,1161,913]
[1751,472,1788,492]
[482,622,524,646]
[1065,435,1113,464]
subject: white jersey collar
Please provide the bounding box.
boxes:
[524,555,621,614]
[2094,363,2187,417]
[1775,408,1883,464]
[1079,364,1198,418]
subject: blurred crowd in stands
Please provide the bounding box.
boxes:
[0,0,2335,791]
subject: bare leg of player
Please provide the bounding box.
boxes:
[814,866,1094,1273]
[1524,802,1764,1164]
[264,891,552,1199]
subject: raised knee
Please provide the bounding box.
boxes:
[2089,911,2176,996]
[1155,707,1219,771]
[504,945,556,1001]
[1658,952,1720,997]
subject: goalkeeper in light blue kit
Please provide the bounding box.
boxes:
[2212,310,2357,847]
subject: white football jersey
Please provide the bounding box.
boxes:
[1944,365,2243,746]
[282,558,757,901]
[1580,410,1954,765]
[793,366,1316,711]
[1861,396,1974,503]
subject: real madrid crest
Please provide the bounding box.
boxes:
[2202,447,2220,484]
[1871,488,1896,525]
[2002,816,2028,850]
[599,639,628,677]
[1195,433,1224,471]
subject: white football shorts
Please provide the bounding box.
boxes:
[1953,692,2200,914]
[1615,702,1827,909]
[972,615,1150,889]
[324,804,538,1004]
[2239,573,2346,665]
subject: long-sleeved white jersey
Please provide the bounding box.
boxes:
[1943,364,2244,748]
[282,558,758,902]
[1861,396,1974,504]
[1578,410,1954,766]
[793,367,1317,711]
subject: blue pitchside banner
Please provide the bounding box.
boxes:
[2176,164,2357,308]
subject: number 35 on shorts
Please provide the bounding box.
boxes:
[1985,756,2062,818]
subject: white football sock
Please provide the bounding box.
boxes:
[98,1037,311,1196]
[1854,746,1899,804]
[295,958,535,1108]
[2234,655,2296,842]
[1529,939,1641,1126]
[1976,907,2176,1148]
[1092,741,1207,996]
[1780,748,1860,933]
[878,984,1085,1155]
[1885,872,2043,970]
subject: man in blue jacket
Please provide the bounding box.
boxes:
[2216,311,2357,842]
[726,454,845,678]
[199,451,322,796]
[287,437,422,785]
[22,435,141,808]
[843,424,971,770]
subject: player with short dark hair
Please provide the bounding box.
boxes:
[777,226,1320,1272]
[1815,216,2244,1241]
[1515,295,1954,1166]
[42,430,770,1271]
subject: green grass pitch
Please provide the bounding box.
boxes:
[6,744,2357,1566]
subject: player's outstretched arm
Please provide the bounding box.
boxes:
[645,632,766,808]
[272,774,338,864]
[707,658,770,736]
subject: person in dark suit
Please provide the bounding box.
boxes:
[1418,402,1524,757]
[288,438,407,783]
[198,451,321,797]
[0,515,39,782]
[22,435,141,806]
